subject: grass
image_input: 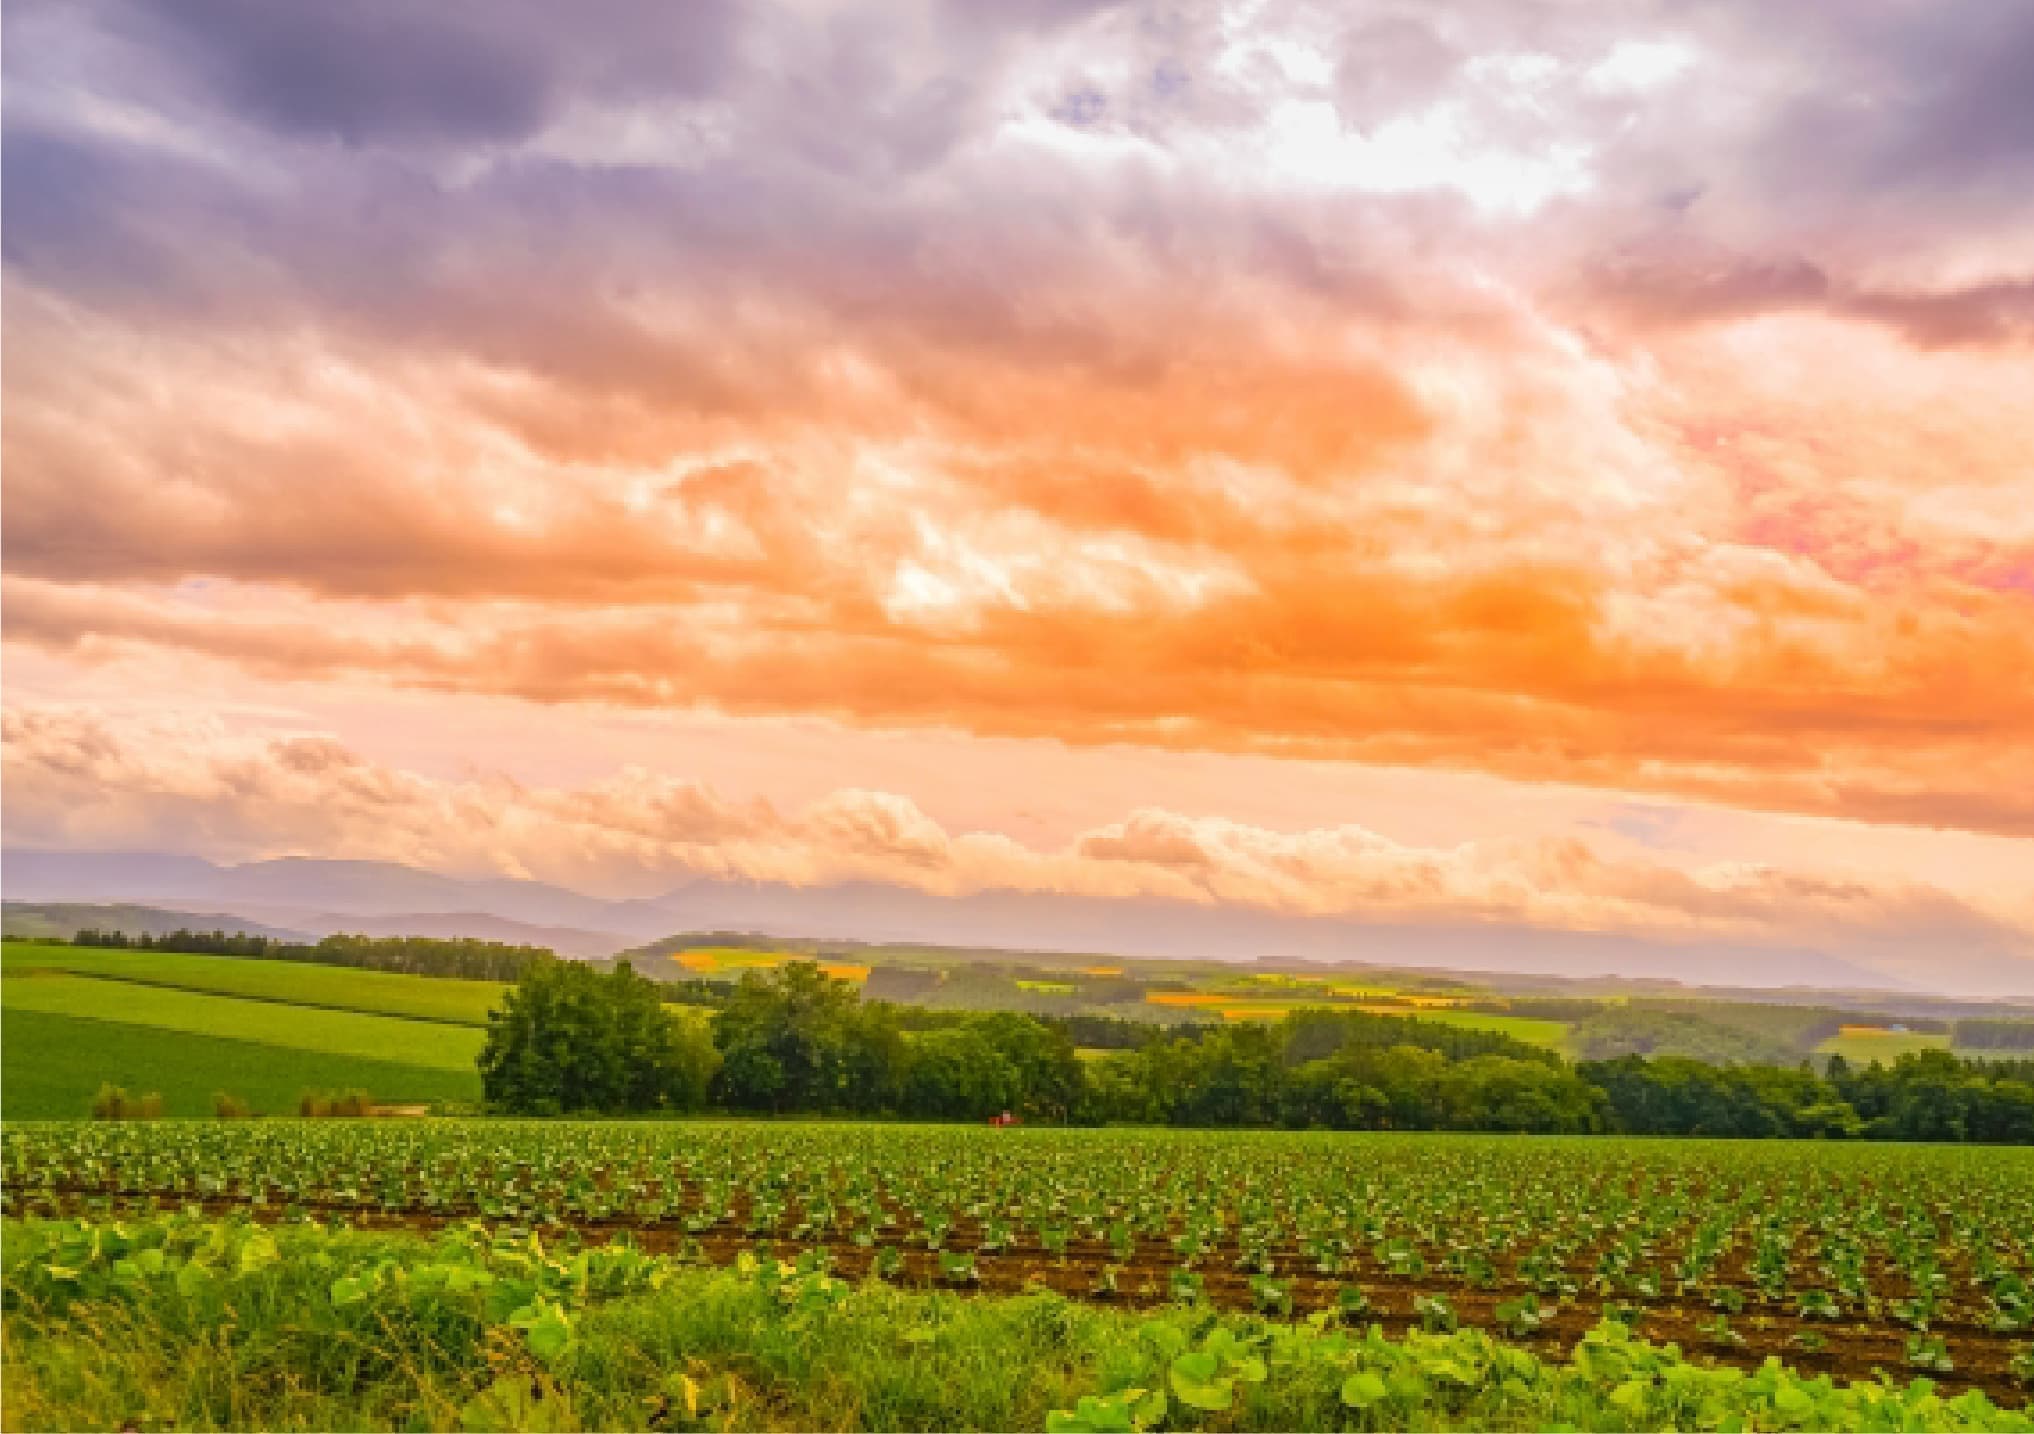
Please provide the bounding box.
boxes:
[668,945,792,973]
[1350,1006,1570,1050]
[7,1213,2028,1432]
[666,947,871,983]
[0,943,491,1117]
[1,973,485,1074]
[0,941,506,1026]
[1140,990,1570,1050]
[0,1008,480,1117]
[1816,1027,1954,1064]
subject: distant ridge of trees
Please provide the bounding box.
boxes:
[70,927,548,983]
[1956,1018,2034,1051]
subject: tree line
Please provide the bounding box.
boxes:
[1957,1018,2034,1051]
[478,959,2034,1142]
[71,927,550,982]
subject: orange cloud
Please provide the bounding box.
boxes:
[6,3,2034,862]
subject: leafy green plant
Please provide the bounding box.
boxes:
[1494,1293,1545,1337]
[1795,1288,1842,1320]
[1334,1284,1373,1322]
[1249,1274,1291,1315]
[1414,1292,1458,1333]
[1701,1313,1746,1349]
[1046,1387,1166,1433]
[1906,1332,1955,1373]
[1166,1328,1268,1413]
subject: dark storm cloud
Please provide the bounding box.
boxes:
[3,0,2031,361]
[123,0,741,148]
[1764,3,2034,198]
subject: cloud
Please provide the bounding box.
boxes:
[4,0,2033,859]
[7,704,2029,990]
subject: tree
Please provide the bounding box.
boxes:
[479,958,718,1115]
[901,1027,1021,1119]
[711,962,902,1113]
[969,1011,1085,1120]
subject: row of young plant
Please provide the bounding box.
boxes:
[5,1211,2030,1431]
[7,1123,2031,1340]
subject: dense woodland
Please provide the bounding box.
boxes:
[477,958,2034,1142]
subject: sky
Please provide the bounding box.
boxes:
[4,0,2032,993]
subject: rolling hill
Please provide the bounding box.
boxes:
[0,941,487,1117]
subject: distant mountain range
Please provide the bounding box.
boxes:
[0,845,1961,997]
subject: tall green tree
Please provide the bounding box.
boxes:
[900,1027,1021,1119]
[711,961,903,1113]
[479,958,719,1114]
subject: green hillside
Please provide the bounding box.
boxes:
[1,948,490,1117]
[0,1009,480,1117]
[1,941,505,1025]
[2,974,484,1071]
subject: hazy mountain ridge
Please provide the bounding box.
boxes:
[3,846,1989,997]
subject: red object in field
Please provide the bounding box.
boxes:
[989,1111,1021,1127]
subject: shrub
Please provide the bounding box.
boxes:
[88,1083,163,1119]
[299,1088,373,1117]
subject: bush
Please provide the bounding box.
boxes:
[88,1083,163,1119]
[298,1088,373,1117]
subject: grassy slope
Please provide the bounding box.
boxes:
[0,1008,480,1116]
[1362,1007,1570,1050]
[1,942,505,1025]
[1,973,484,1073]
[1815,1028,1953,1063]
[1157,996,1572,1051]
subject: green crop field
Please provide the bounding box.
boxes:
[1816,1028,1955,1064]
[1359,1007,1570,1050]
[0,960,488,1117]
[1,941,507,1025]
[5,1121,2032,1427]
[1,973,485,1073]
[0,1008,481,1117]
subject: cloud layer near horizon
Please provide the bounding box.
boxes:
[8,705,2031,993]
[4,2,2031,986]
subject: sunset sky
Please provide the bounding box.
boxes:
[5,1,2032,993]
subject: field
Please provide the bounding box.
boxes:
[0,1009,481,1116]
[1142,990,1570,1048]
[0,949,488,1116]
[664,945,872,984]
[6,1121,2031,1421]
[1,941,508,1025]
[1817,1027,1955,1064]
[1,974,485,1072]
